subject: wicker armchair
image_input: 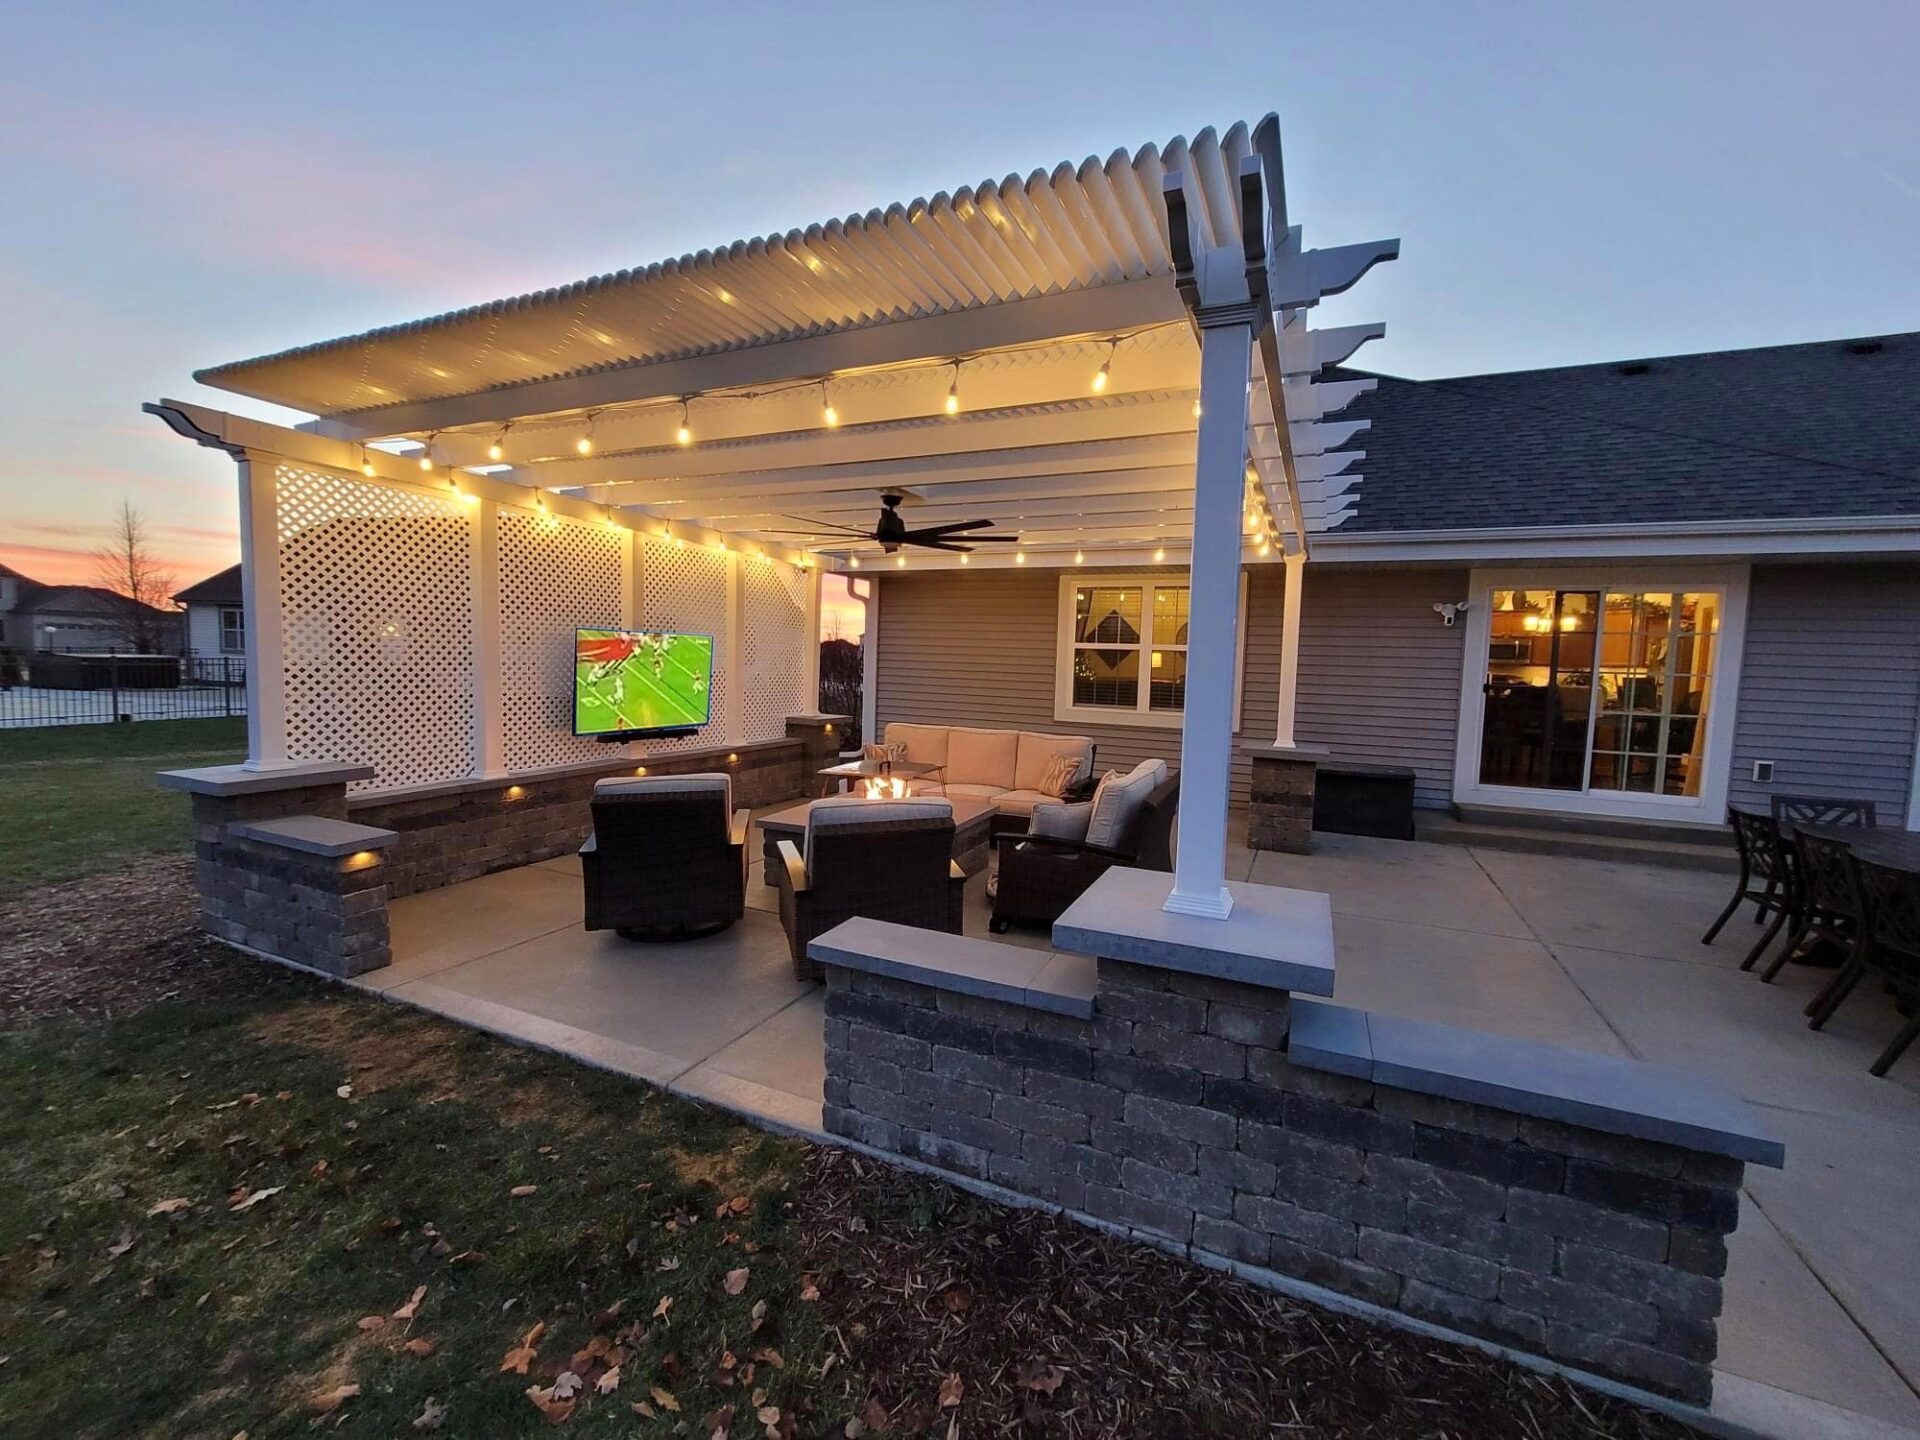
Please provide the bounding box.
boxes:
[774,797,965,981]
[989,773,1180,933]
[581,774,749,939]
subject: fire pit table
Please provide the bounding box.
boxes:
[815,758,944,795]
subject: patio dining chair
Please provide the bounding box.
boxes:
[580,774,750,940]
[773,797,964,982]
[1807,858,1920,1078]
[1701,807,1796,970]
[1770,794,1878,830]
[1759,830,1862,984]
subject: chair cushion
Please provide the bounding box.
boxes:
[1031,800,1093,841]
[944,728,1020,787]
[1015,732,1093,792]
[905,778,946,797]
[593,772,731,808]
[1086,759,1167,849]
[804,795,952,871]
[991,788,1055,817]
[942,782,1006,801]
[885,723,949,767]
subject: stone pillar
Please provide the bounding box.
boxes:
[1245,743,1328,854]
[213,817,398,977]
[787,713,852,789]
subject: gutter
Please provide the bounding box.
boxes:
[1310,514,1920,562]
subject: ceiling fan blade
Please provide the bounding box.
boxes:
[932,533,1017,543]
[778,514,876,537]
[757,528,875,537]
[907,538,974,553]
[910,519,998,535]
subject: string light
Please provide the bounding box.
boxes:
[487,425,510,462]
[1016,551,1027,564]
[895,554,905,568]
[1154,547,1167,562]
[945,361,961,415]
[960,554,970,566]
[848,555,861,568]
[1074,551,1084,564]
[821,380,839,428]
[575,412,596,456]
[676,399,693,446]
[360,445,376,478]
[418,433,437,472]
[1092,340,1115,393]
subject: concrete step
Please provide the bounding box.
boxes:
[1419,810,1740,873]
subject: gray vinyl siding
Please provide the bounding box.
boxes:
[1726,563,1920,827]
[872,564,1466,806]
[1294,567,1470,808]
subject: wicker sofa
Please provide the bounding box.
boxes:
[881,723,1096,823]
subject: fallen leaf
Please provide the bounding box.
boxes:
[862,1397,890,1432]
[501,1320,547,1374]
[723,1267,750,1296]
[1019,1361,1066,1396]
[336,1084,353,1100]
[650,1386,681,1413]
[510,1184,539,1198]
[749,1299,767,1332]
[658,1256,681,1272]
[753,1348,784,1369]
[448,1248,484,1267]
[757,1405,780,1425]
[403,1337,438,1356]
[106,1225,137,1259]
[551,1371,584,1400]
[595,1364,622,1395]
[228,1186,284,1213]
[309,1383,360,1415]
[941,1286,971,1314]
[412,1395,448,1431]
[393,1284,427,1321]
[938,1372,964,1408]
[146,1198,191,1217]
[653,1295,673,1319]
[631,1401,657,1419]
[798,1275,821,1302]
[844,1420,867,1439]
[525,1384,575,1424]
[356,1315,386,1332]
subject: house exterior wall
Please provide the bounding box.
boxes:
[185,604,223,658]
[1726,562,1920,828]
[873,565,1466,806]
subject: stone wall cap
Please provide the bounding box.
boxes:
[1288,999,1785,1168]
[1240,742,1333,760]
[228,814,399,858]
[787,712,854,724]
[156,760,376,796]
[1053,868,1336,996]
[344,738,798,810]
[808,917,1096,1019]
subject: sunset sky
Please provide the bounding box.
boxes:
[4,0,1916,639]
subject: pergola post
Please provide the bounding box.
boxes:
[1274,549,1306,747]
[235,454,288,770]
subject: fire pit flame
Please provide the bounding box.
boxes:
[862,776,908,800]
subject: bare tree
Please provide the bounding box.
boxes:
[92,501,177,654]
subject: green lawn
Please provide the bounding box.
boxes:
[0,718,245,889]
[0,992,818,1438]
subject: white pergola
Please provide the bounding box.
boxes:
[154,113,1395,921]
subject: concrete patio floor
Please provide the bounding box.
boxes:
[368,813,1920,1439]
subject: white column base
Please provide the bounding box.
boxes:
[1163,885,1235,920]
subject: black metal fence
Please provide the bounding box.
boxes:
[0,653,248,729]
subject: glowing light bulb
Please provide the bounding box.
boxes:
[960,554,970,565]
[418,452,433,472]
[1192,399,1203,419]
[823,399,839,427]
[945,377,960,414]
[1016,551,1027,564]
[1154,547,1166,562]
[849,555,861,568]
[360,450,376,478]
[676,421,692,446]
[575,434,593,456]
[1074,551,1084,564]
[895,555,905,568]
[1092,360,1110,392]
[487,436,505,462]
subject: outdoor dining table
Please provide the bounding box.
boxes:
[1795,823,1920,873]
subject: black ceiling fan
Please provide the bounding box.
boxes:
[762,493,1019,554]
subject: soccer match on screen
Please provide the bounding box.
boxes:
[574,629,713,737]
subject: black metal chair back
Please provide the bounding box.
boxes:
[1795,831,1865,922]
[1771,794,1878,830]
[1729,807,1790,883]
[1859,859,1920,960]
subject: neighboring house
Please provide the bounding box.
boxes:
[174,564,246,662]
[870,333,1920,829]
[0,561,182,656]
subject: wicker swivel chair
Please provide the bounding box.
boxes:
[774,797,965,981]
[989,773,1180,933]
[581,774,749,939]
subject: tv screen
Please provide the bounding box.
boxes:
[574,628,714,738]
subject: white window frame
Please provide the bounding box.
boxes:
[1053,573,1246,731]
[218,606,246,655]
[1450,563,1750,824]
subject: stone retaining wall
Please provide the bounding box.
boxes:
[822,955,1743,1404]
[197,824,394,978]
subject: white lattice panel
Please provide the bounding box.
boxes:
[276,465,476,790]
[499,510,627,772]
[742,559,810,741]
[639,537,732,753]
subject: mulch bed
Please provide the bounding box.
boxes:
[0,855,301,1027]
[791,1147,1700,1438]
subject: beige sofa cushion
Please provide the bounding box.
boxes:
[991,788,1055,818]
[906,778,945,797]
[942,782,1006,802]
[1014,732,1093,792]
[1086,759,1168,849]
[885,723,949,767]
[945,727,1020,788]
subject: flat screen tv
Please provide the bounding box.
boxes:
[573,628,714,739]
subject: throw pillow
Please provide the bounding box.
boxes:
[1030,800,1093,842]
[861,741,907,765]
[1036,751,1081,798]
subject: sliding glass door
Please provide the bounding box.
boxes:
[1478,588,1717,799]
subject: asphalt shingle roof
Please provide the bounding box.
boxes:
[1331,331,1920,533]
[172,564,243,607]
